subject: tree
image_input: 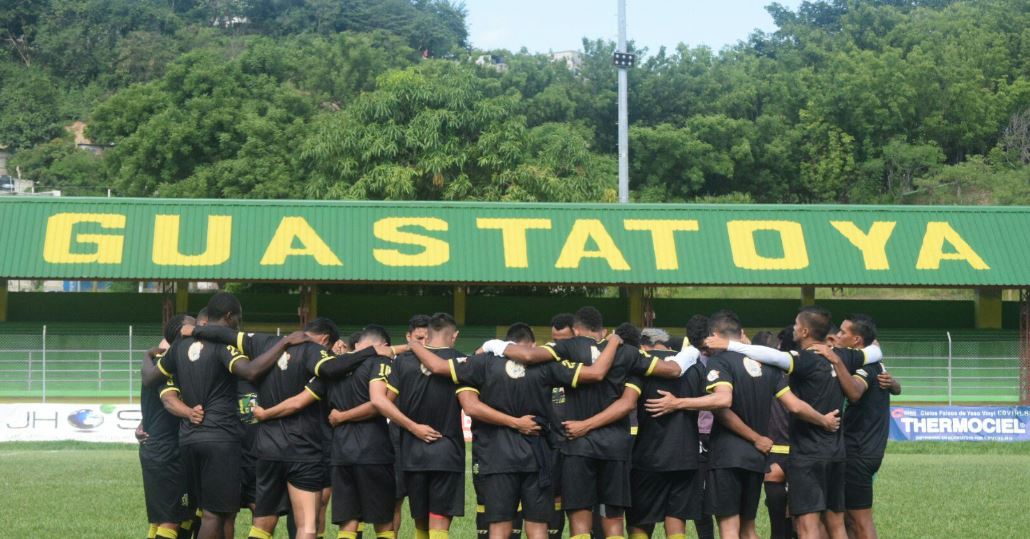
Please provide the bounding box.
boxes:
[0,62,62,150]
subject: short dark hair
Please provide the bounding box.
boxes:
[798,306,832,341]
[505,322,535,345]
[550,313,574,330]
[347,331,362,349]
[164,314,192,344]
[708,311,742,338]
[408,314,430,332]
[304,317,340,346]
[844,313,877,345]
[573,306,603,332]
[206,292,241,322]
[614,322,641,347]
[777,326,798,352]
[360,324,392,346]
[751,331,776,348]
[195,307,209,323]
[428,312,457,335]
[686,315,710,348]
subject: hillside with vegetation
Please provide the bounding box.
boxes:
[2,0,1028,204]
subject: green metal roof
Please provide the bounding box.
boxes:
[1,197,1027,286]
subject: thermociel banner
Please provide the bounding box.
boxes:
[889,406,1030,442]
[1,197,1027,286]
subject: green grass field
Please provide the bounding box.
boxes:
[2,442,1029,538]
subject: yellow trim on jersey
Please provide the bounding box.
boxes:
[370,376,386,384]
[305,386,321,401]
[625,383,642,395]
[853,374,869,388]
[236,332,245,354]
[644,357,658,377]
[227,355,247,373]
[787,351,796,374]
[554,501,563,510]
[314,355,334,377]
[385,382,400,395]
[541,345,560,361]
[775,386,791,398]
[156,359,171,377]
[571,363,583,388]
[159,386,181,397]
[706,381,733,393]
[448,359,459,384]
[455,387,480,395]
[770,444,790,454]
[630,426,638,436]
[476,504,485,513]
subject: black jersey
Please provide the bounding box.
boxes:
[843,361,890,459]
[705,350,786,473]
[387,347,467,473]
[449,353,578,474]
[768,372,791,451]
[157,335,247,445]
[787,347,867,461]
[542,336,657,461]
[253,341,330,462]
[140,361,182,462]
[630,350,705,472]
[327,353,395,465]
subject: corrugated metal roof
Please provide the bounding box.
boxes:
[1,197,1028,286]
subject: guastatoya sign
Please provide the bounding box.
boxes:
[0,198,1025,286]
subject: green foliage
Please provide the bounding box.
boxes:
[4,0,1030,205]
[6,136,106,194]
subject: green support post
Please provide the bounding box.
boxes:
[974,287,1002,329]
[628,286,645,328]
[175,281,189,314]
[0,279,7,322]
[801,286,816,307]
[454,286,466,326]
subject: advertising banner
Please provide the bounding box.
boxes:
[889,406,1030,442]
[0,403,142,443]
[0,403,475,444]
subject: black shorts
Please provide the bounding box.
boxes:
[787,458,846,515]
[627,469,702,526]
[844,457,882,510]
[767,451,789,473]
[240,464,256,508]
[405,471,464,519]
[321,446,333,489]
[477,472,553,524]
[182,442,241,514]
[704,468,764,519]
[140,451,192,523]
[255,459,325,517]
[390,425,406,499]
[560,455,630,512]
[332,464,397,524]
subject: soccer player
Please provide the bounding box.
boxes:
[664,312,841,539]
[547,312,574,539]
[621,326,707,539]
[322,324,400,539]
[487,307,687,539]
[705,307,884,539]
[833,314,900,539]
[139,314,199,539]
[752,330,794,539]
[391,314,430,536]
[410,323,624,539]
[369,313,465,539]
[155,292,305,539]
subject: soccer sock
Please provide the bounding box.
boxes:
[247,526,273,539]
[667,534,687,539]
[629,532,650,539]
[428,530,449,539]
[179,517,194,534]
[570,534,591,539]
[338,532,358,539]
[155,529,178,539]
[693,514,715,539]
[191,510,203,539]
[475,504,488,536]
[147,524,159,539]
[375,532,396,539]
[765,481,790,539]
[511,511,523,538]
[548,504,565,537]
[414,530,430,539]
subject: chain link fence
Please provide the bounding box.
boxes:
[0,326,1023,403]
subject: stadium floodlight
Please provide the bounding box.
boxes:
[612,51,636,68]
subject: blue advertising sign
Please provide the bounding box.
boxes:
[889,406,1030,442]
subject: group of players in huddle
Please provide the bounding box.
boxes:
[136,290,901,539]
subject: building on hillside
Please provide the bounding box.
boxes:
[475,54,508,73]
[549,50,583,73]
[66,121,109,156]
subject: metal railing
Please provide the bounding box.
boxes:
[0,326,1023,403]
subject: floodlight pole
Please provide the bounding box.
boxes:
[617,0,629,203]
